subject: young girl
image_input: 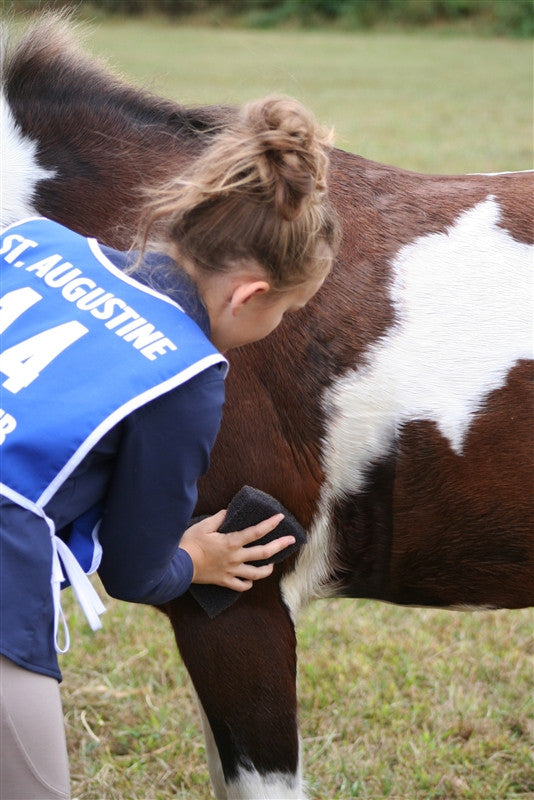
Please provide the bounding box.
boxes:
[0,95,340,799]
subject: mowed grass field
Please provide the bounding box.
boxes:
[43,17,534,800]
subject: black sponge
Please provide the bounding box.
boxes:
[187,486,306,617]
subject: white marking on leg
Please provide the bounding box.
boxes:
[226,766,306,800]
[0,91,56,227]
[282,197,533,613]
[195,691,306,799]
[193,691,228,800]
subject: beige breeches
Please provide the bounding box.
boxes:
[0,655,70,800]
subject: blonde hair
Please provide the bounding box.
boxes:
[136,95,340,289]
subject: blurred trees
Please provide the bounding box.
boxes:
[9,0,534,36]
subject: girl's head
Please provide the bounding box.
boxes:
[137,95,340,350]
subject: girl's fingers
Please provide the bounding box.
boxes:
[232,513,285,545]
[185,511,297,589]
[242,535,296,563]
[187,508,227,533]
[227,577,254,592]
[235,563,274,581]
[206,509,227,529]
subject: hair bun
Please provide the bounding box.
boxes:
[241,96,333,220]
[136,92,339,291]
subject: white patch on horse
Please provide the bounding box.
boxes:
[281,493,338,616]
[326,195,532,480]
[282,197,533,614]
[470,169,534,175]
[0,91,56,227]
[225,767,305,800]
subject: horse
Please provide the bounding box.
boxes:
[2,15,533,799]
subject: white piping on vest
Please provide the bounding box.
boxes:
[37,352,226,509]
[0,218,227,509]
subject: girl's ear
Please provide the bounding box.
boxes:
[229,280,271,316]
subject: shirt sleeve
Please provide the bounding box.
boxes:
[96,364,225,605]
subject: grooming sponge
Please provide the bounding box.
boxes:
[188,486,306,617]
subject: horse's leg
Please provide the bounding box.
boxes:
[162,578,304,800]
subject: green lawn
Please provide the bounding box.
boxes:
[39,17,533,800]
[63,590,533,800]
[84,18,533,174]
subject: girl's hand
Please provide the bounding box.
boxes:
[179,509,295,591]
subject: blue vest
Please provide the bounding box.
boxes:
[0,217,227,649]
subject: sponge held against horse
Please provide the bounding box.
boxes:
[188,486,307,618]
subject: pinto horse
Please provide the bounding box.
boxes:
[2,16,533,800]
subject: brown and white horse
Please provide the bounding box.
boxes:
[2,17,533,799]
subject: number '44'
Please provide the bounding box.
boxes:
[0,287,88,394]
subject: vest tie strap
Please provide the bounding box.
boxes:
[51,535,106,653]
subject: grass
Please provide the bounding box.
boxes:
[81,18,534,174]
[62,589,533,799]
[25,16,533,800]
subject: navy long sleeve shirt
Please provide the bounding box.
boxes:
[0,245,226,680]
